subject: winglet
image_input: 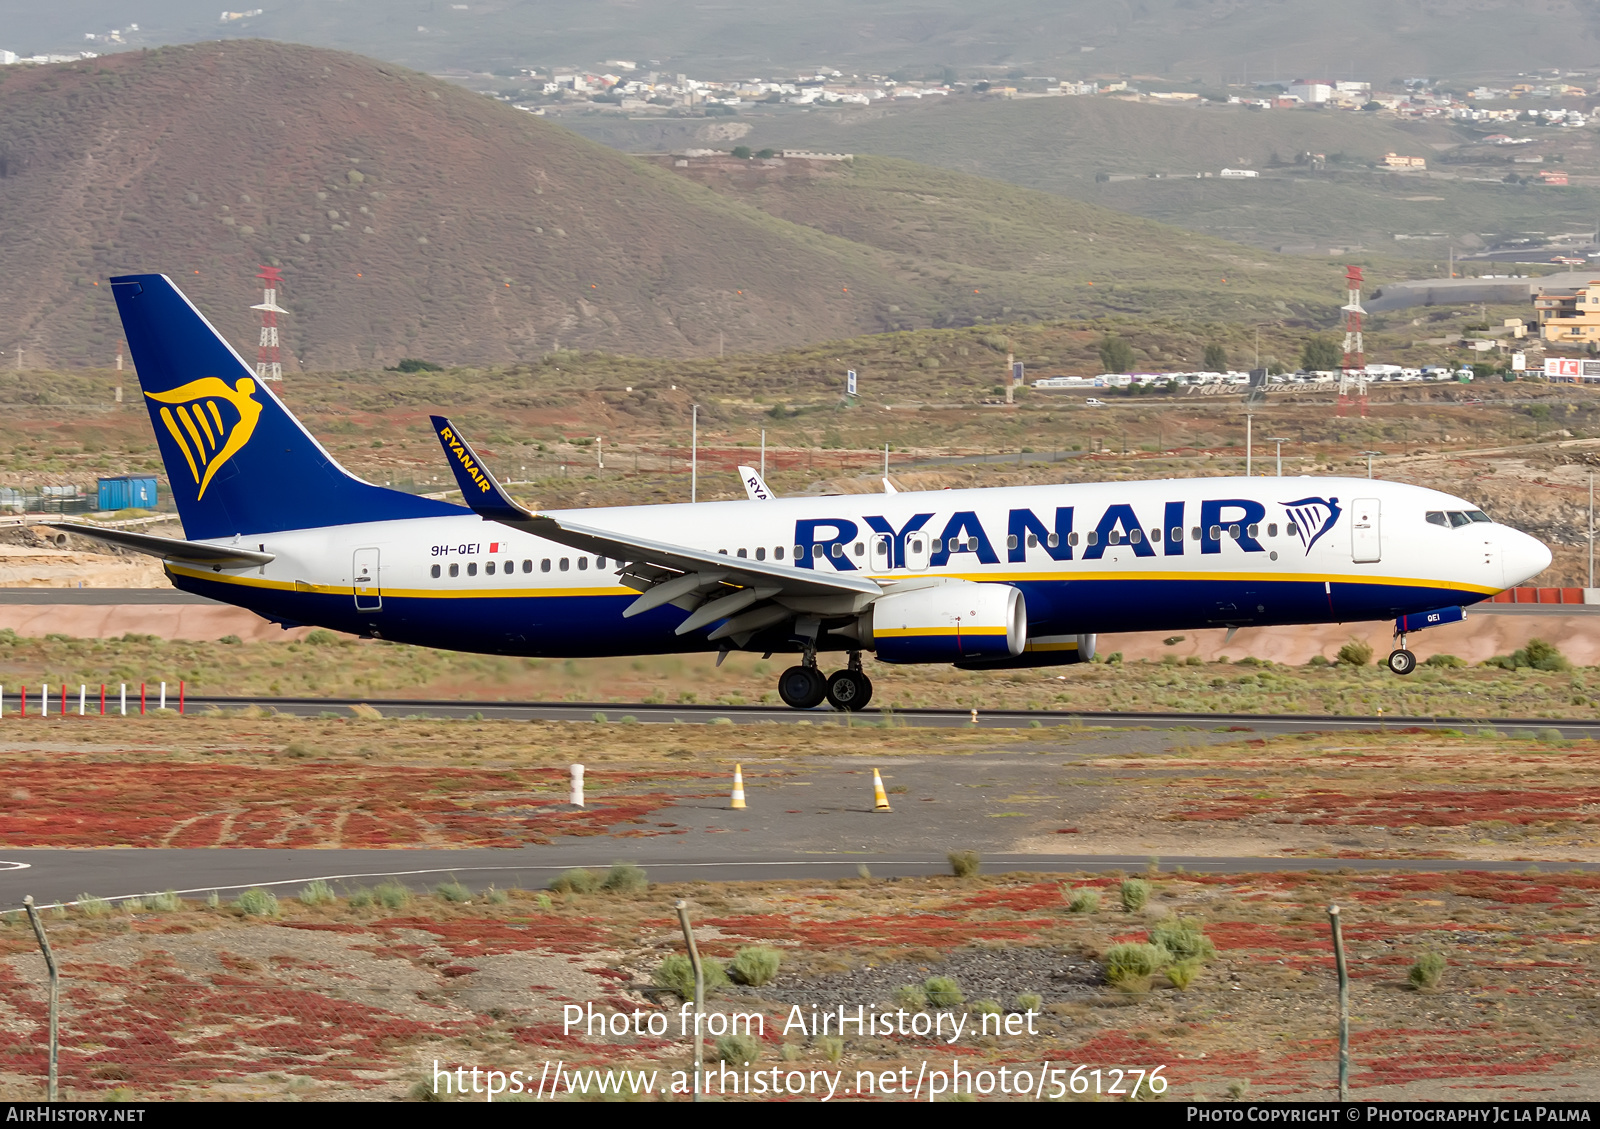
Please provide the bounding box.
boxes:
[430,415,532,522]
[737,465,776,501]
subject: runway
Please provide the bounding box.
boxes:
[4,849,1593,909]
[182,694,1600,736]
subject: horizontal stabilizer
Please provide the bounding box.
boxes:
[44,522,275,566]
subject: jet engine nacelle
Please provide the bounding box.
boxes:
[866,581,1027,664]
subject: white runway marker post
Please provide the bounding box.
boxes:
[120,684,126,717]
[40,685,46,718]
[569,763,585,807]
[160,682,166,711]
[78,686,84,717]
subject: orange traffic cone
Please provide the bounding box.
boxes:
[872,768,892,813]
[730,763,747,810]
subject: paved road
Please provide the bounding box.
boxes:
[177,695,1600,737]
[3,850,1589,910]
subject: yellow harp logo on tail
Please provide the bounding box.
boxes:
[144,377,265,499]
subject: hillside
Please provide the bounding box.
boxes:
[10,1,1598,86]
[581,96,1600,259]
[0,41,931,368]
[650,153,1344,325]
[0,40,1339,369]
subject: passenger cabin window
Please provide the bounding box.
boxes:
[1026,534,1037,548]
[1285,523,1298,538]
[467,562,478,576]
[737,548,747,558]
[1229,524,1241,540]
[1170,527,1182,542]
[559,558,569,571]
[1085,531,1099,547]
[1267,523,1278,537]
[431,564,441,578]
[1193,527,1203,541]
[854,542,865,556]
[486,561,496,575]
[1150,528,1161,543]
[1208,525,1220,541]
[931,538,943,552]
[755,547,766,561]
[1247,524,1259,538]
[1047,533,1059,548]
[597,557,608,569]
[1067,532,1079,547]
[523,560,533,573]
[578,557,588,570]
[830,543,843,558]
[775,546,785,560]
[1008,535,1019,550]
[1107,530,1120,545]
[541,559,551,572]
[449,563,459,577]
[1129,528,1143,544]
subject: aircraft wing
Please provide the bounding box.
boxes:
[736,465,775,501]
[43,522,275,566]
[431,416,880,642]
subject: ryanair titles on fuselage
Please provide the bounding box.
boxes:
[790,495,1340,570]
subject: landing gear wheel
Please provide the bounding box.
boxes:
[1387,648,1417,675]
[777,665,827,709]
[826,669,873,712]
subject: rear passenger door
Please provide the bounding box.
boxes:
[1350,499,1380,564]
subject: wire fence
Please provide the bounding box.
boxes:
[0,889,620,1101]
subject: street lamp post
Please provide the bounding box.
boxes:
[1266,437,1290,476]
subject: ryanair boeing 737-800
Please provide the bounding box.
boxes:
[54,274,1552,711]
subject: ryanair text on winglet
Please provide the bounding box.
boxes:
[439,425,493,495]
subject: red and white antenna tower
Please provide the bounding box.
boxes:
[1336,264,1367,418]
[251,265,286,382]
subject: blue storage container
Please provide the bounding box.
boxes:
[98,475,159,511]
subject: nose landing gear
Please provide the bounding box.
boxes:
[1388,629,1417,675]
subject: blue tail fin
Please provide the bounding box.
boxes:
[110,273,464,539]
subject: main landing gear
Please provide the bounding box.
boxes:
[776,649,874,711]
[1388,631,1417,676]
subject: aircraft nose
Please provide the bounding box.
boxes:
[1502,528,1553,588]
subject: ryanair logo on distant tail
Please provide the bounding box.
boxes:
[437,424,492,494]
[1283,496,1341,555]
[144,377,264,499]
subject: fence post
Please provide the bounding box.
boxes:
[675,899,705,1102]
[140,684,145,716]
[21,686,26,718]
[22,896,58,1102]
[1329,904,1349,1101]
[179,681,184,715]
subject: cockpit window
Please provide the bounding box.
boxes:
[1466,510,1491,523]
[1447,511,1472,528]
[1425,511,1449,528]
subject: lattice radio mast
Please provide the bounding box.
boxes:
[1336,264,1367,418]
[251,266,286,381]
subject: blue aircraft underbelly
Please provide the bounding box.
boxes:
[170,572,1484,659]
